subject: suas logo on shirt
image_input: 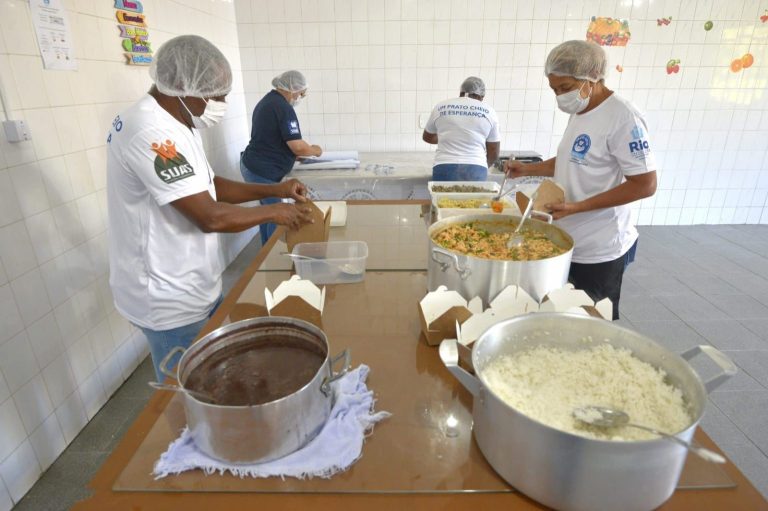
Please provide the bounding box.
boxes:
[570,134,591,164]
[628,125,651,160]
[151,140,195,184]
[288,120,299,135]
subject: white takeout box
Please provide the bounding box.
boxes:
[539,284,613,320]
[418,286,483,346]
[264,275,326,328]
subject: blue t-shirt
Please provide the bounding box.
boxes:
[241,90,302,182]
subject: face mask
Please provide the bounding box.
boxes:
[556,81,592,114]
[179,97,227,129]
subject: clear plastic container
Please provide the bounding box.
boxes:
[428,181,500,207]
[291,241,369,284]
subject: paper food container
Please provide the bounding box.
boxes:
[418,286,483,346]
[315,201,347,227]
[539,284,612,320]
[285,201,332,252]
[533,179,565,211]
[264,275,326,328]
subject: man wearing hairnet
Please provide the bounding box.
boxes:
[240,70,323,245]
[505,40,657,319]
[106,35,314,381]
[422,76,501,181]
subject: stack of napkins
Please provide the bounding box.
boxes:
[293,151,360,170]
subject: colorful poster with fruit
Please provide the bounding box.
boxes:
[731,54,754,73]
[586,17,630,46]
[666,59,680,75]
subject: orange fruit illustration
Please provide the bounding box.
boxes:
[730,59,743,72]
[742,53,754,68]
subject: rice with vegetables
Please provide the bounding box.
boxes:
[432,221,566,261]
[482,344,692,441]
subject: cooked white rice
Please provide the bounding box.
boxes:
[481,344,692,441]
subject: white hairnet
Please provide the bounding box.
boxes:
[545,40,607,82]
[149,35,232,98]
[460,76,486,96]
[272,70,307,92]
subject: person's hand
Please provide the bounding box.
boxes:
[277,178,308,202]
[268,203,314,230]
[504,159,528,178]
[545,201,581,220]
[310,144,322,157]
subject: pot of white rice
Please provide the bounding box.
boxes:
[439,313,736,511]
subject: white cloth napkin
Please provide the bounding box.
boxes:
[153,364,390,480]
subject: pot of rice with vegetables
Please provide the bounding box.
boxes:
[427,213,574,304]
[439,313,736,511]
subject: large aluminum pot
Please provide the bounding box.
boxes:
[158,317,351,464]
[427,212,574,304]
[440,313,736,511]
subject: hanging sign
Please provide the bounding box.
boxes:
[114,0,143,12]
[124,53,153,65]
[117,24,148,39]
[121,38,151,53]
[116,10,147,27]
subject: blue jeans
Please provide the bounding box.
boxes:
[432,163,488,181]
[240,156,280,245]
[624,239,638,270]
[140,295,222,382]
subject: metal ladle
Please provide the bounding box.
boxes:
[507,190,538,249]
[149,381,216,404]
[281,252,363,275]
[573,405,726,464]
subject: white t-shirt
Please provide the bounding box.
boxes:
[106,94,223,330]
[424,97,501,167]
[554,94,656,264]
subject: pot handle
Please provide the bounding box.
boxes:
[438,339,480,397]
[158,346,186,381]
[681,345,738,394]
[431,247,472,280]
[321,349,352,397]
[530,211,553,224]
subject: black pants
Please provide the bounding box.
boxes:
[568,242,636,320]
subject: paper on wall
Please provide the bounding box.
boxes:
[29,0,77,71]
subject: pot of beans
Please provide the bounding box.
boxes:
[157,317,350,464]
[427,212,574,304]
[439,313,736,511]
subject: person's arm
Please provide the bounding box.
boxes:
[505,158,556,178]
[422,130,438,144]
[547,172,657,220]
[170,191,314,233]
[287,139,322,157]
[486,141,500,167]
[213,176,307,204]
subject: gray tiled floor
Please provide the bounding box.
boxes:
[13,225,768,510]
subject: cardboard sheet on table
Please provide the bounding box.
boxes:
[114,271,735,495]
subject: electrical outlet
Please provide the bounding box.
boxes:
[3,120,31,143]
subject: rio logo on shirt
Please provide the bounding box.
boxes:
[628,125,651,160]
[151,140,195,184]
[570,134,591,165]
[288,120,299,135]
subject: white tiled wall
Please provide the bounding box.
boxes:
[235,0,768,225]
[0,0,250,504]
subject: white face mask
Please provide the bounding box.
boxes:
[556,81,592,114]
[179,97,227,129]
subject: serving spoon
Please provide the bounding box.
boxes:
[572,405,726,463]
[149,381,216,404]
[507,190,538,249]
